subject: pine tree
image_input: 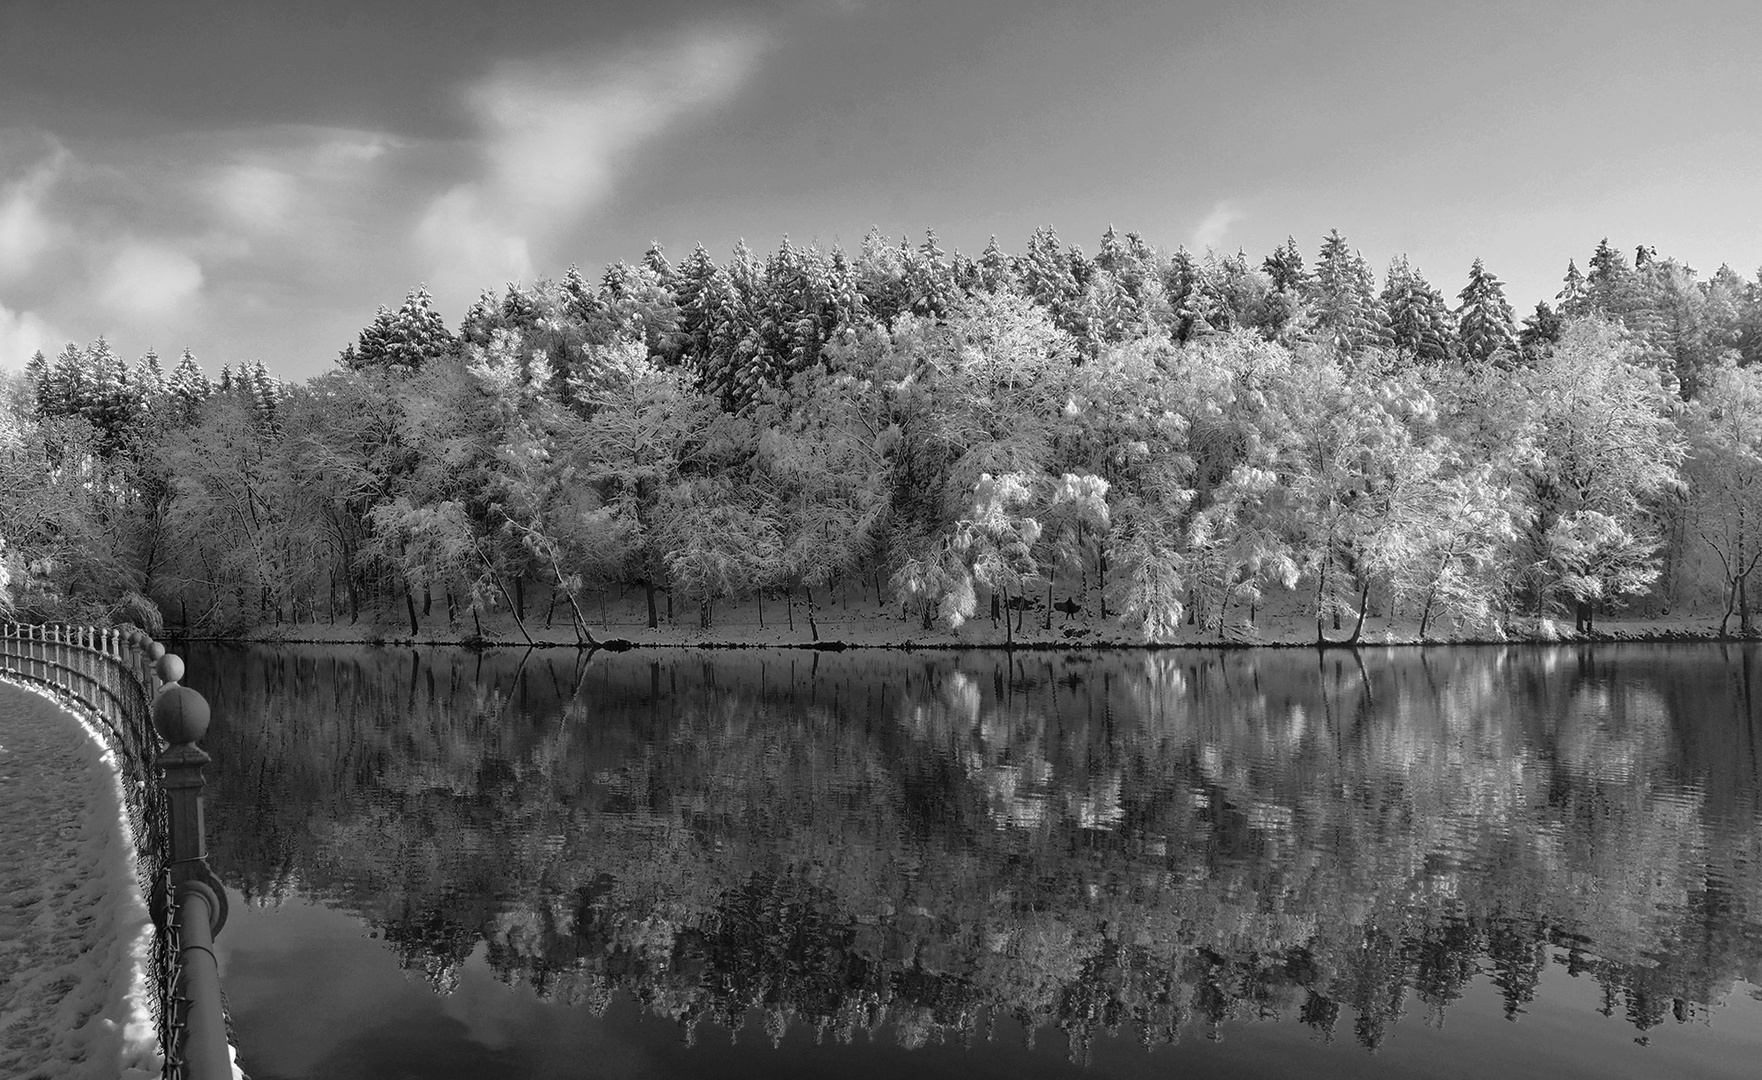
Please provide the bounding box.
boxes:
[23,350,49,411]
[1557,260,1591,319]
[166,348,211,427]
[1262,236,1309,294]
[341,286,455,372]
[854,228,910,328]
[42,342,89,418]
[83,336,141,452]
[1306,230,1389,354]
[1455,258,1518,365]
[1518,301,1563,360]
[1162,246,1207,341]
[904,229,956,319]
[1586,238,1634,316]
[134,348,166,402]
[1381,256,1454,364]
[976,236,1016,294]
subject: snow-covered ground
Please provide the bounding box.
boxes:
[0,679,160,1080]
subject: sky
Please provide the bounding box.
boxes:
[2,0,1759,381]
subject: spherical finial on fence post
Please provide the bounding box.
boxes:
[152,684,211,746]
[147,641,165,661]
[155,653,185,685]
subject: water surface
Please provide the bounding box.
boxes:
[179,644,1762,1079]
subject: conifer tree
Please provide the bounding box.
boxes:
[83,336,142,452]
[1557,260,1591,319]
[341,286,455,372]
[976,236,1016,294]
[854,228,910,328]
[167,348,211,427]
[1382,256,1454,364]
[904,229,956,319]
[1518,301,1563,360]
[134,348,166,402]
[1306,230,1388,354]
[1455,258,1518,365]
[42,342,89,418]
[1262,236,1309,294]
[23,350,49,409]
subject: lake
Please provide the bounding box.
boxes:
[177,643,1762,1079]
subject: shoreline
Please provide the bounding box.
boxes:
[165,613,1760,651]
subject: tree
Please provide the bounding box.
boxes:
[1305,231,1388,355]
[1517,301,1562,361]
[753,366,893,638]
[949,473,1044,645]
[341,286,457,373]
[1685,361,1762,634]
[166,349,212,426]
[1455,259,1517,365]
[1523,318,1687,630]
[1382,256,1455,364]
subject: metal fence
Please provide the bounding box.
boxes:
[0,623,235,1080]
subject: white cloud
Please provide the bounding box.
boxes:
[416,23,772,293]
[0,145,70,284]
[1192,201,1245,252]
[97,243,205,318]
[214,163,297,230]
[414,186,535,287]
[0,301,63,371]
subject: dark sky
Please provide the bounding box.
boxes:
[3,0,1759,380]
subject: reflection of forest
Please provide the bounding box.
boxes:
[183,644,1762,1056]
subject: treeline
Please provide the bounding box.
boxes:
[2,228,1760,638]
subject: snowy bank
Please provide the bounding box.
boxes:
[0,679,160,1079]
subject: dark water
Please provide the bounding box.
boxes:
[178,644,1762,1079]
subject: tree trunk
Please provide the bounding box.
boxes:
[546,590,558,629]
[515,579,525,622]
[757,589,765,630]
[786,588,795,632]
[1740,527,1753,635]
[1044,579,1054,631]
[423,582,432,616]
[1346,581,1370,645]
[405,585,419,638]
[645,580,658,629]
[804,585,820,642]
[1098,547,1108,620]
[1001,585,1015,648]
[990,592,1000,625]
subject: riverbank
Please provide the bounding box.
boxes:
[0,681,159,1080]
[173,586,1755,649]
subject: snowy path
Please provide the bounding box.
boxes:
[0,681,160,1079]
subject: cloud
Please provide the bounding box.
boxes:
[416,23,772,294]
[1192,201,1245,252]
[214,163,297,231]
[0,143,70,284]
[0,301,62,371]
[97,243,205,318]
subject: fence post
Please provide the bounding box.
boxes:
[151,651,231,1078]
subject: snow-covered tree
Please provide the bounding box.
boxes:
[1454,258,1517,365]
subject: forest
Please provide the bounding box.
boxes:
[2,227,1760,641]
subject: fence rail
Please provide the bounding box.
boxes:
[0,623,235,1080]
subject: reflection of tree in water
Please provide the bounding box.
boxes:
[184,643,1762,1056]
